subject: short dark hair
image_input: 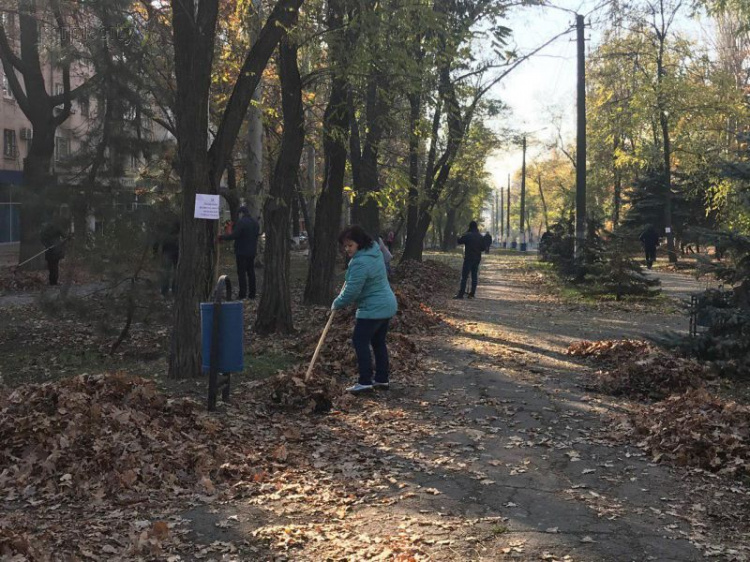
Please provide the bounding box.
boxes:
[468,220,478,231]
[338,225,373,249]
[238,205,249,215]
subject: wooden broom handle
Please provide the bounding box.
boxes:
[304,309,336,382]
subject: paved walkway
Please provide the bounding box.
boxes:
[398,254,744,560]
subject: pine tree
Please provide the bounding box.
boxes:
[583,232,661,301]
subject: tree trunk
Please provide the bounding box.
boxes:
[536,173,549,232]
[256,39,304,334]
[297,184,312,242]
[168,0,220,379]
[245,61,265,217]
[291,183,300,237]
[612,135,621,227]
[303,0,351,305]
[304,76,348,304]
[405,93,421,257]
[222,165,241,221]
[19,131,56,267]
[441,207,457,251]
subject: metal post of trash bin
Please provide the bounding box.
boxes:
[208,275,232,411]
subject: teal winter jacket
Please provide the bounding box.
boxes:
[333,242,398,319]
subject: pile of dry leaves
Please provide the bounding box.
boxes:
[569,339,710,401]
[593,353,709,401]
[0,373,253,504]
[567,339,654,364]
[0,269,46,295]
[391,259,457,294]
[629,389,750,477]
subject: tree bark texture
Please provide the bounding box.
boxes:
[536,174,549,231]
[350,70,385,238]
[245,0,265,218]
[441,207,457,252]
[168,0,220,379]
[303,0,351,305]
[613,135,621,227]
[405,93,421,259]
[255,40,304,335]
[304,76,348,305]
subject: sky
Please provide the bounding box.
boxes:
[484,0,602,192]
[484,1,714,191]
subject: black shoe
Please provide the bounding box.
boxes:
[467,293,475,299]
[373,381,390,390]
[453,293,464,299]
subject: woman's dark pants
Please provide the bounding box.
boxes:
[458,259,480,296]
[352,318,390,385]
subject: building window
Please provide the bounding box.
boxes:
[3,129,16,158]
[80,96,89,117]
[55,136,70,161]
[54,83,64,96]
[2,72,13,99]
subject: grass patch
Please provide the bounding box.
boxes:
[244,351,298,381]
[527,258,678,312]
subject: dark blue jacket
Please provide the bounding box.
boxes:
[458,230,485,263]
[221,215,260,257]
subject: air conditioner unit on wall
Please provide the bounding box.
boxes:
[20,127,32,140]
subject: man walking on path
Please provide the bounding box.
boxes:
[220,206,260,299]
[454,220,485,299]
[639,224,660,269]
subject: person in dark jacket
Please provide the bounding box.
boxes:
[152,212,180,296]
[454,221,485,299]
[332,225,398,394]
[220,206,260,299]
[639,225,660,269]
[483,232,493,253]
[40,222,68,286]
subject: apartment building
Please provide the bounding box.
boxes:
[0,9,173,263]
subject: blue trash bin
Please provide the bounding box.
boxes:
[200,301,244,373]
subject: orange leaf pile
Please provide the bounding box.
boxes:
[566,339,654,363]
[631,389,750,477]
[592,354,709,401]
[0,373,247,503]
[570,339,710,401]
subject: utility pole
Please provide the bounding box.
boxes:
[520,136,527,252]
[500,185,504,244]
[506,174,511,248]
[494,190,500,239]
[574,13,587,260]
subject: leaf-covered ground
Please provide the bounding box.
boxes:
[1,253,748,561]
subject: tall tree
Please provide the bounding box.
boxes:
[255,39,304,334]
[303,0,355,305]
[168,0,303,378]
[0,0,97,263]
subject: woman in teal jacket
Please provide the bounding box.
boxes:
[332,225,398,393]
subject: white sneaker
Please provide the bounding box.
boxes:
[347,383,373,394]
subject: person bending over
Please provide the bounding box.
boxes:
[332,225,398,394]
